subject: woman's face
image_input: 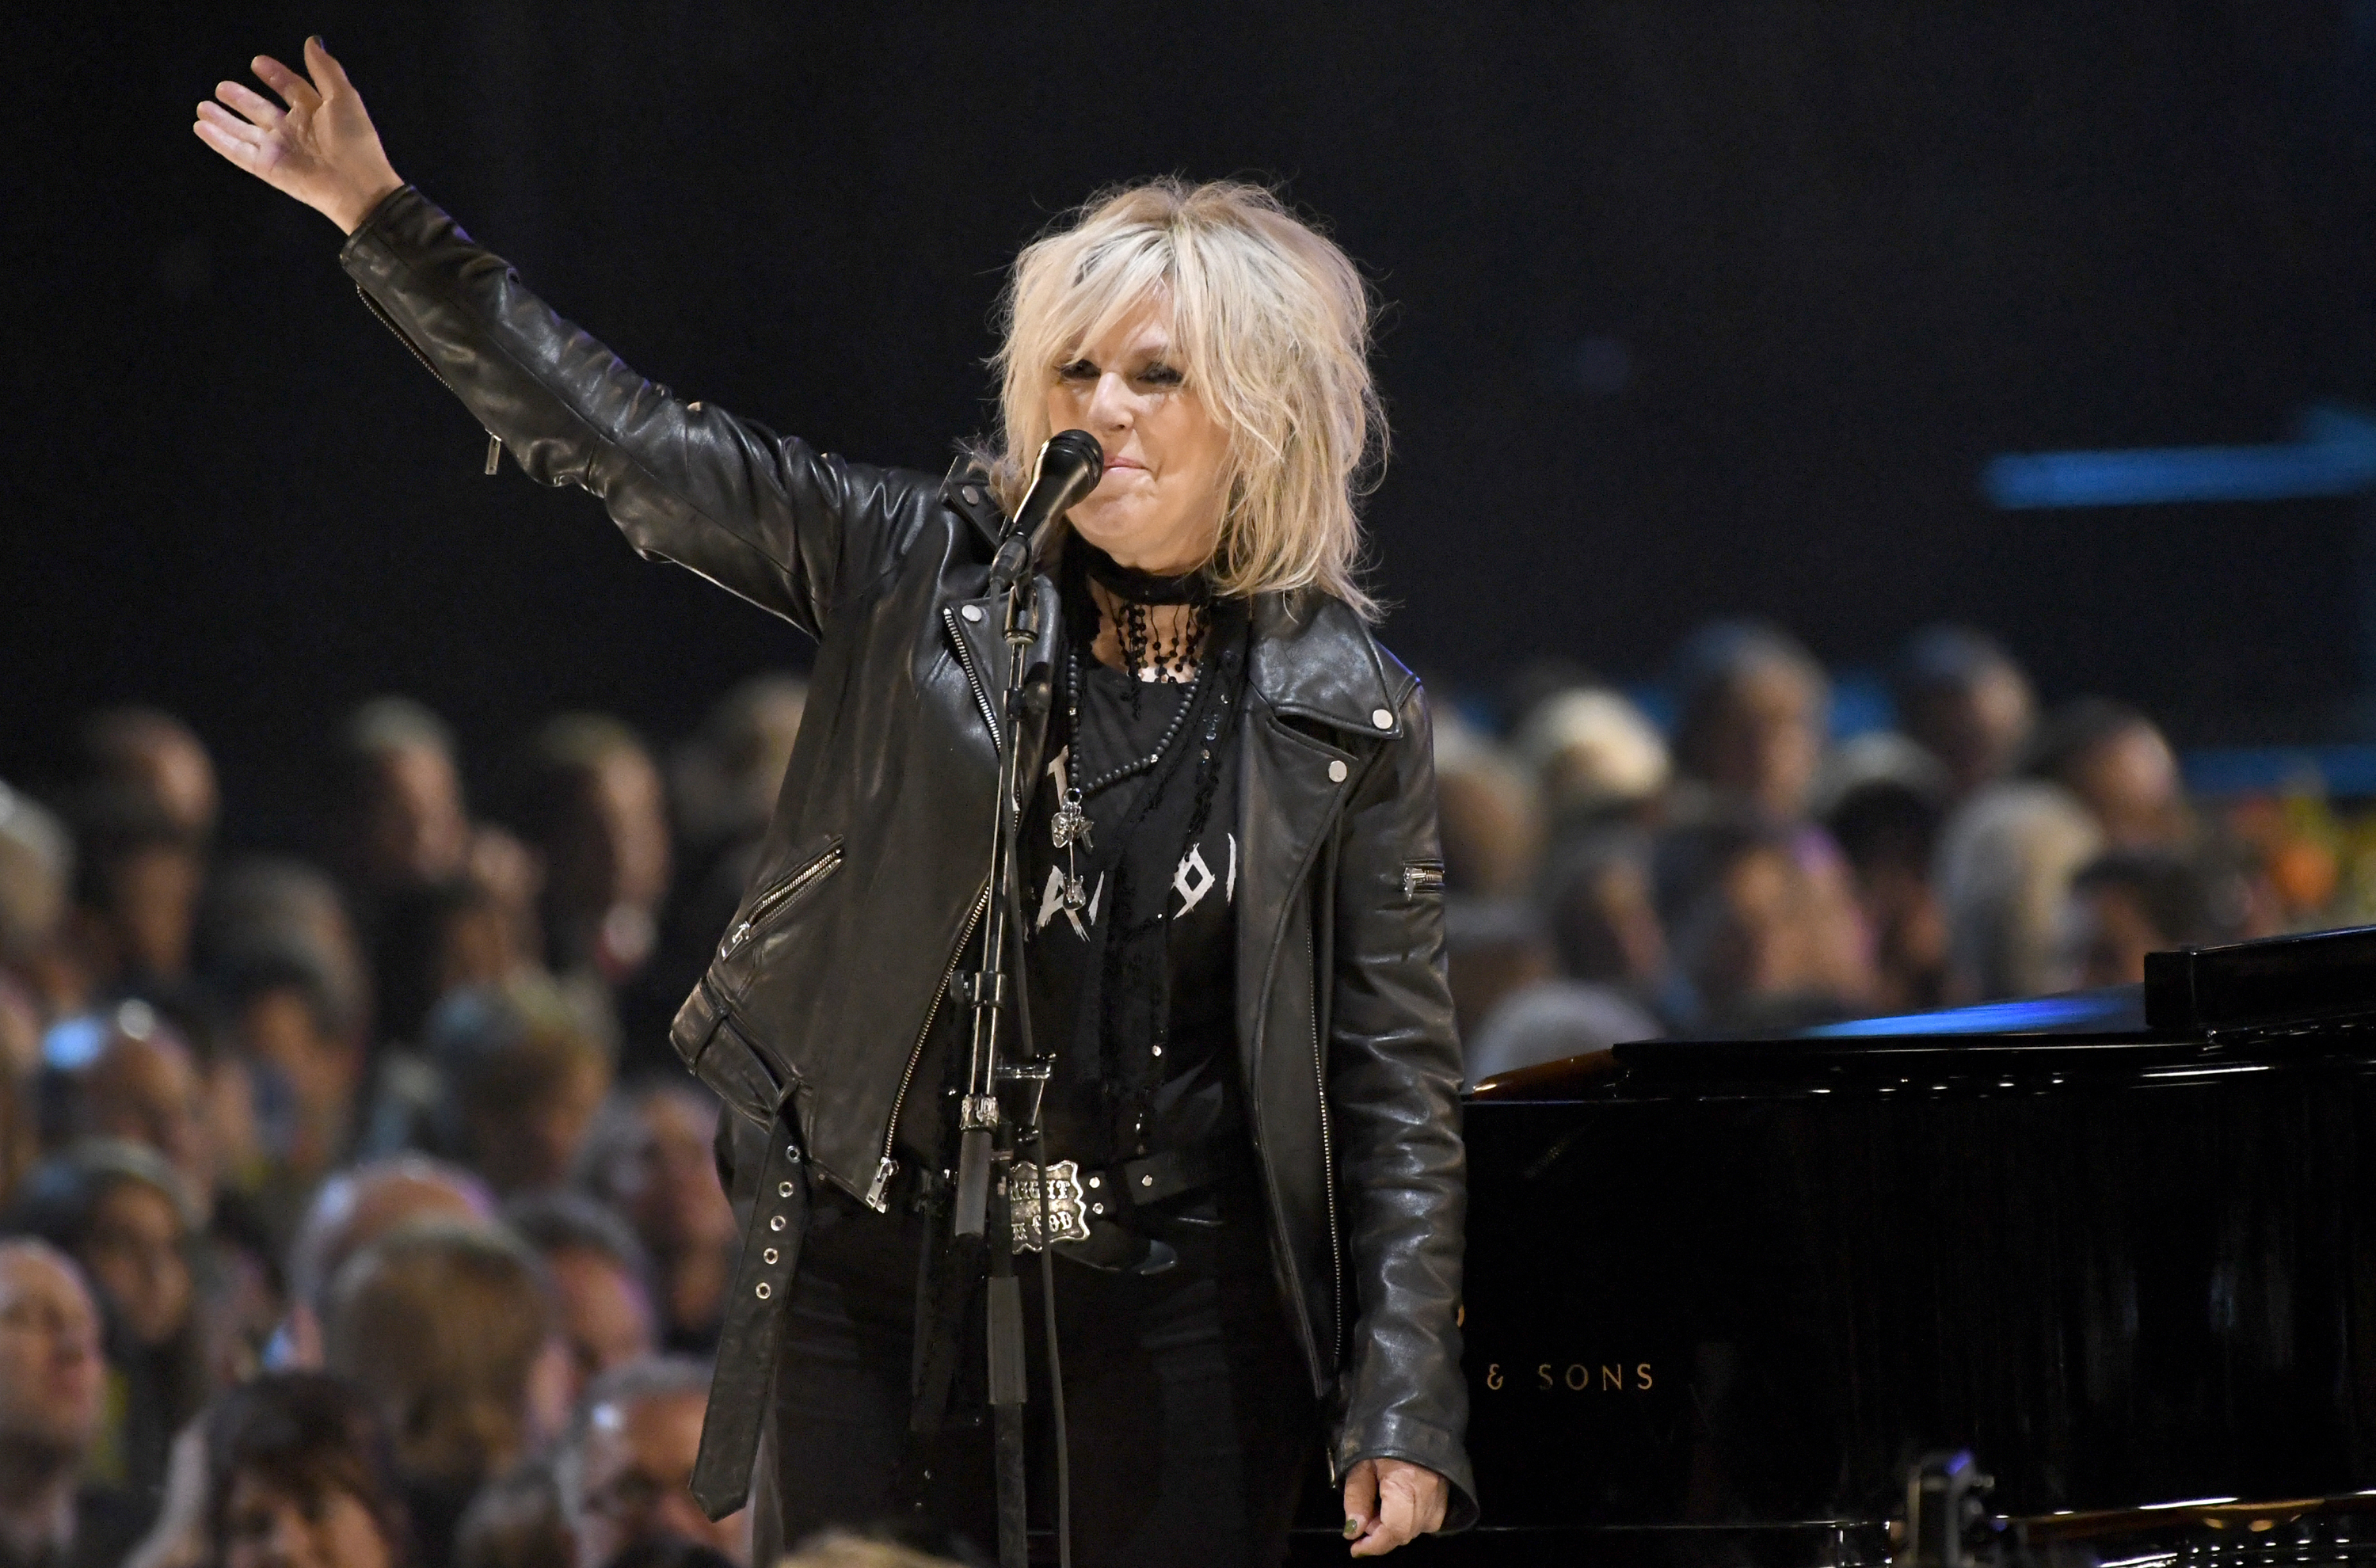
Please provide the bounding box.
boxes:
[1043,299,1231,575]
[221,1472,392,1568]
[78,1181,192,1348]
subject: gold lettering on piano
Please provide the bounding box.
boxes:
[1493,1359,1657,1394]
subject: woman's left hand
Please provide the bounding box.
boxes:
[1342,1457,1450,1556]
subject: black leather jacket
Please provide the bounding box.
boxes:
[340,187,1473,1522]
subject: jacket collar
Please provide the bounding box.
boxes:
[1247,592,1407,740]
[940,457,1007,550]
[943,458,1403,740]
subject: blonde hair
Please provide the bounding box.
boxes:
[988,178,1384,618]
[326,1222,555,1484]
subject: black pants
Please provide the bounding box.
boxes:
[754,1177,1320,1567]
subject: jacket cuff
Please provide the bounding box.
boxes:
[1335,1414,1479,1535]
[337,182,425,267]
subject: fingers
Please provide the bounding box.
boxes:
[1342,1460,1377,1547]
[1350,1473,1419,1557]
[213,80,285,130]
[305,35,356,98]
[250,53,322,114]
[192,115,261,165]
[193,103,271,166]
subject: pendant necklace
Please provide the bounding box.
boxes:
[1050,546,1213,911]
[1052,648,1201,911]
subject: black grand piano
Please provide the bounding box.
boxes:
[1329,925,2376,1566]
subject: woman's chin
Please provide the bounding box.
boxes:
[1068,512,1205,573]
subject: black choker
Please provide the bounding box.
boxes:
[1078,542,1211,607]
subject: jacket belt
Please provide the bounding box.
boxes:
[690,1102,809,1520]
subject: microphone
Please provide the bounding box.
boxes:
[986,429,1105,595]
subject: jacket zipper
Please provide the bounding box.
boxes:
[355,284,505,470]
[1309,925,1343,1361]
[866,880,992,1212]
[942,605,1002,739]
[718,841,843,958]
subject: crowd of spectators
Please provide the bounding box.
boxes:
[0,620,2339,1566]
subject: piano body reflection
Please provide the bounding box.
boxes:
[1426,925,2376,1566]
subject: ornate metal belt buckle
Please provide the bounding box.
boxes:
[1011,1158,1091,1252]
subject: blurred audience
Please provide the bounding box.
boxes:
[519,718,671,999]
[504,1193,658,1406]
[11,1143,208,1504]
[451,1459,569,1568]
[1669,621,1830,824]
[200,1372,413,1568]
[0,1240,142,1568]
[557,1357,746,1568]
[2058,849,2246,989]
[2023,698,2189,852]
[1818,734,1951,1014]
[1,626,2347,1555]
[1893,626,2035,804]
[279,1156,497,1373]
[577,1086,733,1356]
[324,1224,566,1568]
[420,981,613,1198]
[0,784,77,1041]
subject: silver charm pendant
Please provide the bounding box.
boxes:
[1050,791,1092,851]
[1060,871,1088,912]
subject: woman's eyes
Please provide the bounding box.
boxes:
[1054,360,1182,388]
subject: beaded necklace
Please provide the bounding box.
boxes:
[1046,546,1213,911]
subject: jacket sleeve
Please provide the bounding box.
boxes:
[337,185,925,638]
[1326,679,1477,1530]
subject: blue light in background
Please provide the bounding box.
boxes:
[1804,988,2142,1037]
[1985,405,2376,510]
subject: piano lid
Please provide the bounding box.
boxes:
[1476,923,2376,1098]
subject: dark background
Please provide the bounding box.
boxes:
[10,2,2376,843]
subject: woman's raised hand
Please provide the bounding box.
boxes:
[194,37,403,235]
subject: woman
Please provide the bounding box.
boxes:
[204,1372,413,1568]
[196,39,1469,1565]
[14,1139,212,1505]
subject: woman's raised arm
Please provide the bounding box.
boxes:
[192,40,936,641]
[193,38,402,235]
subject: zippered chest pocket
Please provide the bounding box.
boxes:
[718,837,845,966]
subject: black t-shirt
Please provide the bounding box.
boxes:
[1022,652,1244,1171]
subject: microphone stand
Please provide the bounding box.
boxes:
[953,489,1065,1568]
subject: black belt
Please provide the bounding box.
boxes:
[689,1101,809,1520]
[1083,1141,1232,1213]
[1013,1140,1236,1275]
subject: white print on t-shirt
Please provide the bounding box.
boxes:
[1036,747,1238,934]
[1036,865,1104,938]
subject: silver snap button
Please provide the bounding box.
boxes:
[1371,708,1393,729]
[961,603,983,622]
[1086,1176,1100,1188]
[962,485,982,504]
[1091,1202,1105,1216]
[1151,1045,1163,1057]
[763,1247,779,1265]
[1140,1174,1155,1188]
[770,1215,786,1232]
[756,1282,771,1300]
[1327,759,1349,783]
[779,1181,794,1197]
